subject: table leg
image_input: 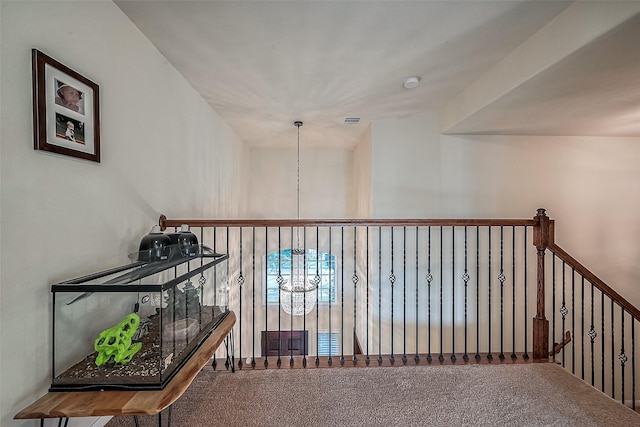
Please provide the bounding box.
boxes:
[224,328,235,373]
[157,406,173,427]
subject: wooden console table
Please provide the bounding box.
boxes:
[15,311,235,426]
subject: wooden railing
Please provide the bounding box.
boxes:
[160,208,640,408]
[545,243,640,409]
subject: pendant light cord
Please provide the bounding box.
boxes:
[297,122,300,222]
[294,121,303,248]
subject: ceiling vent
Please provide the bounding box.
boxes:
[344,117,360,124]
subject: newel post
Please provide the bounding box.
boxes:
[532,208,550,360]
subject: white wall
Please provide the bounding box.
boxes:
[0,2,247,426]
[248,146,351,219]
[371,113,640,308]
[350,125,372,218]
[371,114,442,218]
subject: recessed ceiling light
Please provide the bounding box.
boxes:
[403,76,421,89]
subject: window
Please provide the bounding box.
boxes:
[265,249,336,304]
[317,331,339,356]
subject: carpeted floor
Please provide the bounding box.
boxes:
[106,363,640,426]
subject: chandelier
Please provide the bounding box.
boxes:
[279,121,318,316]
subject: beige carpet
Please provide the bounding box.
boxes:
[106,363,640,426]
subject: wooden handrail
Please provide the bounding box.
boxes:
[159,215,537,230]
[161,210,548,362]
[160,209,640,363]
[549,243,640,322]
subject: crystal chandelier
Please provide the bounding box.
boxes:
[279,121,317,316]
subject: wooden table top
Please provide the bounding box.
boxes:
[15,311,235,419]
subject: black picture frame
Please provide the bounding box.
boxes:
[32,49,100,163]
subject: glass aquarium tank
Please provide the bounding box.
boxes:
[50,245,229,391]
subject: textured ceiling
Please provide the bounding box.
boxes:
[115,1,640,149]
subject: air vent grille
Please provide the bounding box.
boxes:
[344,117,360,124]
